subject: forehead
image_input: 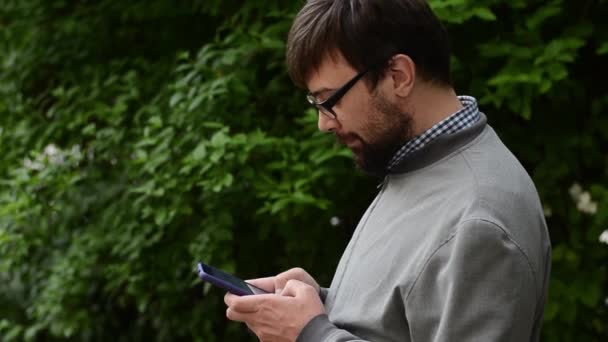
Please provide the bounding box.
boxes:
[305,52,359,92]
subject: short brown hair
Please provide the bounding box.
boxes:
[286,0,452,89]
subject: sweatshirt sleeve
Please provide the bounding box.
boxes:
[405,219,539,342]
[297,314,371,342]
[296,288,372,341]
[319,287,329,303]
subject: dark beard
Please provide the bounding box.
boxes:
[340,94,413,177]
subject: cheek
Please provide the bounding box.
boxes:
[352,103,389,144]
[335,95,375,135]
[364,94,405,141]
[362,112,389,144]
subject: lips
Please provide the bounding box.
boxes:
[337,134,361,149]
[336,135,353,145]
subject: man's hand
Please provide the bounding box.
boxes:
[225,279,325,342]
[247,267,320,295]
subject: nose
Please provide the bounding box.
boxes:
[317,110,339,133]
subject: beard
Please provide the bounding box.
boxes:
[336,93,414,177]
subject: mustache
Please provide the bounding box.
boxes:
[335,132,363,146]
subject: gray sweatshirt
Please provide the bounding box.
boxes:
[298,114,551,342]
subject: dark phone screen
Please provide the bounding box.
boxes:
[202,264,267,295]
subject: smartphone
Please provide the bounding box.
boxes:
[197,262,269,296]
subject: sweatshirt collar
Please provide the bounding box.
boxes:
[388,96,481,171]
[388,112,488,175]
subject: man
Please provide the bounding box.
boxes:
[224,0,551,341]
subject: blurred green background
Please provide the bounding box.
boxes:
[0,0,607,341]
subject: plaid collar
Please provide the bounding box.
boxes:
[387,95,481,170]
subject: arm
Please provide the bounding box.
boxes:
[405,219,538,342]
[292,219,539,342]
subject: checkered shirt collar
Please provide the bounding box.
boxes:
[387,95,481,171]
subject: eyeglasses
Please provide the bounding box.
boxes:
[306,67,370,119]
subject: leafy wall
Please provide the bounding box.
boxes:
[0,0,606,340]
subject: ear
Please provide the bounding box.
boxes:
[388,54,416,98]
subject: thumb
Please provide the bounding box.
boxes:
[245,276,275,293]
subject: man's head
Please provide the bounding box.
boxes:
[286,0,452,176]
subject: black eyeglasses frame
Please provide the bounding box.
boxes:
[306,67,371,119]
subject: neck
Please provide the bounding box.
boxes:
[408,83,463,136]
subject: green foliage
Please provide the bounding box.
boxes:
[1,0,607,341]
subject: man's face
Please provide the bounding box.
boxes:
[306,54,414,176]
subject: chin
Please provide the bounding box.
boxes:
[353,155,388,178]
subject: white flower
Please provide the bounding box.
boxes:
[599,230,608,245]
[22,143,83,171]
[23,157,44,171]
[330,216,341,227]
[543,206,553,218]
[577,191,598,215]
[44,144,60,157]
[569,183,583,199]
[569,183,598,215]
[70,145,82,159]
[43,144,65,165]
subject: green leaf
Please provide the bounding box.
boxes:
[474,7,496,21]
[191,143,207,161]
[597,42,608,55]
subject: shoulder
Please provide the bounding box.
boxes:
[456,126,548,258]
[393,126,549,291]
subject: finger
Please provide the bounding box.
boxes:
[226,307,254,323]
[224,292,238,306]
[225,292,259,312]
[227,293,276,313]
[245,276,275,293]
